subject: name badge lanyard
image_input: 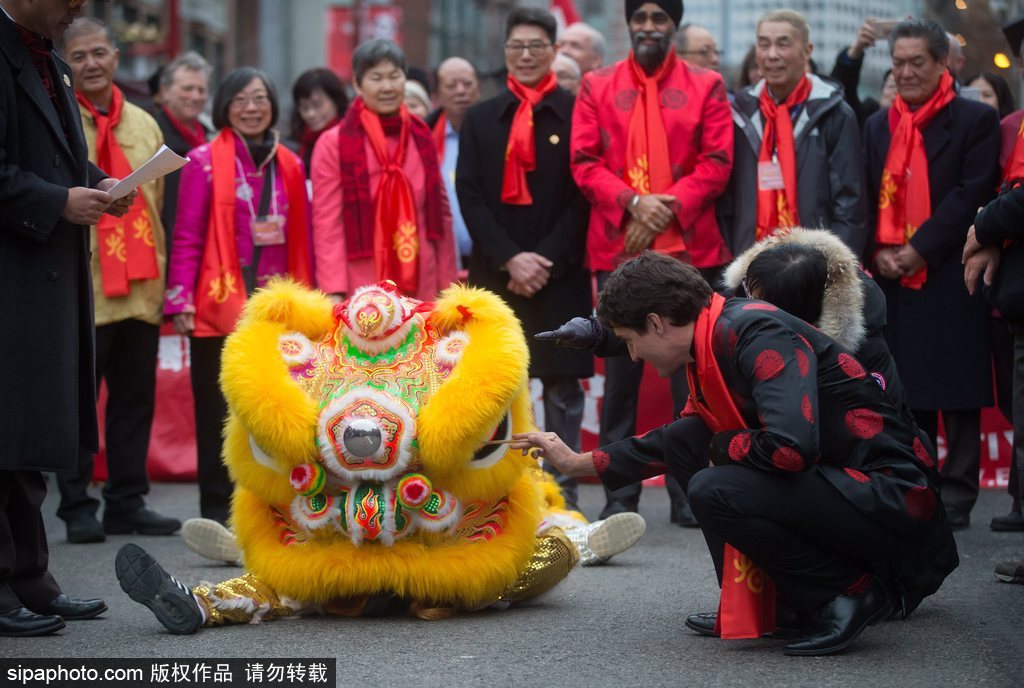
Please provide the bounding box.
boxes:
[236,156,279,295]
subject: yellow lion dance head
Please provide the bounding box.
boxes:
[219,279,570,611]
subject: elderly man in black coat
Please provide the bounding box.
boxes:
[864,19,1000,530]
[0,0,133,637]
[456,7,593,511]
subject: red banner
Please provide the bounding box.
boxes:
[326,5,404,84]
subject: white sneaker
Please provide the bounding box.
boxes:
[588,512,646,560]
[181,518,241,565]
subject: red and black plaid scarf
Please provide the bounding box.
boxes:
[336,97,443,260]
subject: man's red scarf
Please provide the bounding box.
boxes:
[336,98,443,294]
[77,86,161,297]
[193,129,313,337]
[1001,116,1024,192]
[756,76,811,241]
[161,106,207,150]
[432,111,447,165]
[876,71,955,290]
[502,73,557,205]
[624,51,683,253]
[685,294,777,640]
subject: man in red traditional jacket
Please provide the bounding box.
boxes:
[570,0,732,523]
[515,252,957,656]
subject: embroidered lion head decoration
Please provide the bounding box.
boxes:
[219,280,544,609]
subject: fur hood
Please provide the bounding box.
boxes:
[721,228,866,351]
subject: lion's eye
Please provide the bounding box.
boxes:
[469,412,510,468]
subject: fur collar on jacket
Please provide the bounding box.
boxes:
[721,227,866,351]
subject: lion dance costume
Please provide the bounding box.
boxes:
[120,280,590,631]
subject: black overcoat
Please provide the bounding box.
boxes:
[152,108,209,247]
[456,86,593,379]
[0,14,105,471]
[864,97,1000,410]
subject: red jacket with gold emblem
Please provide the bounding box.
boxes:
[570,58,733,271]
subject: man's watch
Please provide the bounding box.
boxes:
[629,193,641,212]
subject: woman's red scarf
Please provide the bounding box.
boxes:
[336,98,443,294]
[685,294,777,640]
[77,86,160,297]
[193,129,313,337]
[501,73,557,205]
[876,71,955,290]
[756,76,811,241]
[432,111,448,165]
[624,51,683,253]
[1001,117,1024,192]
[298,117,339,165]
[161,106,207,150]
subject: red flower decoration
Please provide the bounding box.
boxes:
[795,348,810,377]
[844,467,871,483]
[845,408,883,439]
[904,486,937,522]
[772,447,805,472]
[801,394,814,423]
[728,433,751,461]
[743,303,778,311]
[912,437,934,468]
[838,353,867,380]
[754,349,785,381]
[592,450,611,475]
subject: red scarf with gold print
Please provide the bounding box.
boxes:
[756,76,811,242]
[502,73,557,205]
[686,294,777,640]
[624,51,682,253]
[77,86,160,297]
[1002,117,1024,192]
[432,111,447,165]
[359,102,422,294]
[193,130,312,337]
[876,71,955,290]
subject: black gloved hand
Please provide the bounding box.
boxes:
[534,316,603,350]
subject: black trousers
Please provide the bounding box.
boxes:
[190,336,232,524]
[688,465,912,611]
[57,319,159,521]
[1009,330,1024,504]
[596,270,691,512]
[913,408,981,515]
[0,471,61,612]
[540,376,585,510]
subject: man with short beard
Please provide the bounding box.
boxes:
[570,0,732,523]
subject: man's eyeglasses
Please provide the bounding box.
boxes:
[504,41,552,57]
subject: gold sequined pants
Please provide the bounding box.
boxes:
[192,528,578,625]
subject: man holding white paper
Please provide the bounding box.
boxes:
[56,17,180,543]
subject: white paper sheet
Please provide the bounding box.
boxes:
[107,145,189,200]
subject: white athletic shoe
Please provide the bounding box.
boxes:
[181,518,242,565]
[565,512,647,566]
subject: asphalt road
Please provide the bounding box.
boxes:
[3,480,1023,687]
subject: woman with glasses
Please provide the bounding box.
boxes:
[164,67,314,525]
[311,39,455,303]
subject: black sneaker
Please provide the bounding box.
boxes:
[115,544,202,635]
[104,508,181,536]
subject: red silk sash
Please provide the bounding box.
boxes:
[876,71,954,289]
[1002,116,1024,192]
[162,105,207,150]
[193,130,312,337]
[360,103,421,294]
[501,73,557,205]
[686,294,777,639]
[432,111,447,165]
[755,76,811,242]
[78,87,160,297]
[624,51,683,253]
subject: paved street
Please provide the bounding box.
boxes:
[4,480,1023,687]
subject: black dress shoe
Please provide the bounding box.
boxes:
[0,607,65,637]
[946,509,970,531]
[784,580,893,656]
[685,608,810,639]
[990,511,1024,532]
[104,508,181,536]
[28,594,107,620]
[670,500,699,528]
[116,543,202,634]
[598,500,638,520]
[67,515,106,544]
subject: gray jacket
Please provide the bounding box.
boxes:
[717,74,868,260]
